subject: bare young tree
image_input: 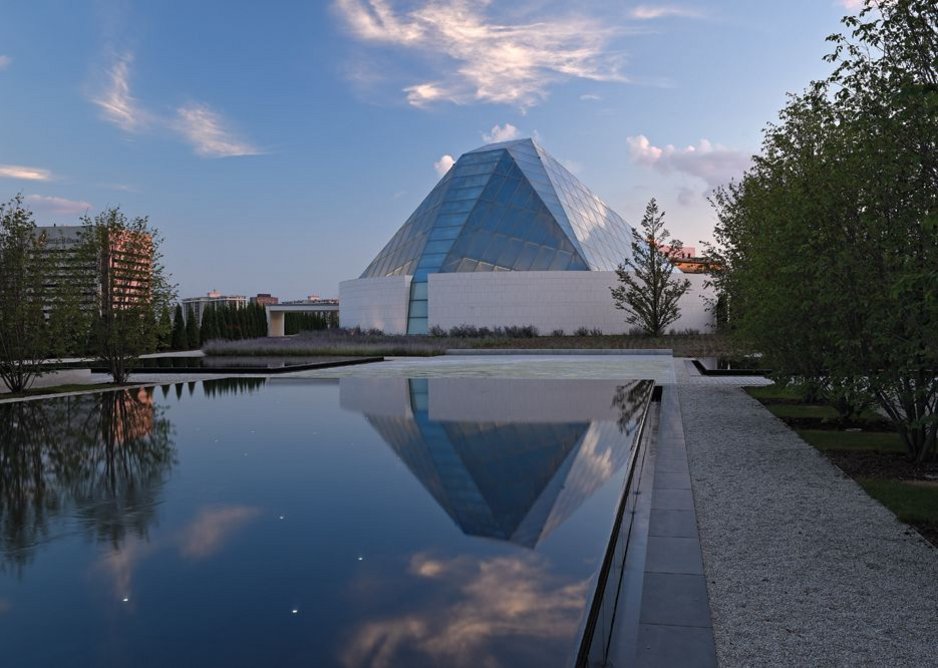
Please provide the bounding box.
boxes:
[610,198,691,336]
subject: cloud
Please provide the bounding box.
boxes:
[179,505,260,558]
[626,134,750,188]
[99,182,140,193]
[433,154,455,176]
[173,104,263,158]
[90,52,261,158]
[25,194,93,215]
[481,123,519,143]
[579,93,602,101]
[629,5,703,20]
[0,55,11,70]
[0,164,53,181]
[92,52,150,133]
[334,0,626,109]
[838,0,865,8]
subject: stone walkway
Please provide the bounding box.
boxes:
[679,380,938,667]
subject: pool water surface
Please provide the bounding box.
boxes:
[0,376,650,667]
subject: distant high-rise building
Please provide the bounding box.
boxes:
[37,225,153,315]
[181,291,247,324]
[250,293,279,307]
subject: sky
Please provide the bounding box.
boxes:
[0,0,864,300]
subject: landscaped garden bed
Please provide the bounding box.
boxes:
[747,384,938,547]
[203,330,745,359]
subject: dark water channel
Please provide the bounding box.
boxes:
[0,377,649,667]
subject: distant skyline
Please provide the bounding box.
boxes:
[1,0,862,299]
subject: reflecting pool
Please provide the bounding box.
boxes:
[0,377,650,667]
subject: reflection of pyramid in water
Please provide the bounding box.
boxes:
[366,380,634,548]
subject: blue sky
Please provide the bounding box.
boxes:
[0,0,861,299]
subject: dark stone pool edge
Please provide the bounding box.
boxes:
[607,383,718,668]
[88,356,385,375]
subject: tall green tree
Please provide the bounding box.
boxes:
[200,305,217,343]
[156,305,172,351]
[185,308,199,349]
[0,196,80,392]
[610,198,691,336]
[171,305,187,351]
[710,0,938,460]
[79,207,176,382]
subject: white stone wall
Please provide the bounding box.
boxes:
[428,271,713,334]
[338,276,412,334]
[339,271,714,335]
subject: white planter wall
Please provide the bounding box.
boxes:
[428,271,713,334]
[339,275,412,334]
[339,271,714,335]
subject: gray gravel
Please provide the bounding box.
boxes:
[680,384,938,667]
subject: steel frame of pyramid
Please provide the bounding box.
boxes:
[358,139,636,334]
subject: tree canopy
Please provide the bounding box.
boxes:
[709,0,938,460]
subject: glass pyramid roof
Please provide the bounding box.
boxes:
[360,139,635,279]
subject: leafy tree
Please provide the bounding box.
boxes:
[171,304,187,351]
[710,0,938,460]
[200,305,217,343]
[610,198,691,336]
[157,305,172,351]
[185,307,199,349]
[79,207,176,382]
[0,196,80,392]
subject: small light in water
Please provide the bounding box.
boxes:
[122,597,130,603]
[291,609,299,614]
[357,556,363,561]
[279,515,285,520]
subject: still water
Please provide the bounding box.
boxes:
[0,377,649,667]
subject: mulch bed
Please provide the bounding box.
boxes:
[824,450,938,481]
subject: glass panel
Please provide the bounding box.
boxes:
[448,185,486,201]
[409,300,428,317]
[496,179,518,205]
[422,240,452,255]
[436,213,469,227]
[416,253,446,269]
[497,238,524,269]
[531,247,555,270]
[429,226,460,242]
[438,199,476,214]
[515,243,539,271]
[407,317,428,334]
[411,282,428,299]
[549,250,573,270]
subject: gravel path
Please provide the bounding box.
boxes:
[680,384,938,667]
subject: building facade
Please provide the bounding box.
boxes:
[339,139,714,334]
[38,225,153,316]
[181,291,247,325]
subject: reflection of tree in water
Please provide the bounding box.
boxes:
[0,388,175,575]
[611,380,654,434]
[201,377,266,398]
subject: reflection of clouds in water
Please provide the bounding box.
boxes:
[94,504,260,598]
[98,536,155,601]
[0,598,10,614]
[179,506,260,559]
[342,552,588,668]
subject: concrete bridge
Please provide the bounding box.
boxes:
[266,302,339,337]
